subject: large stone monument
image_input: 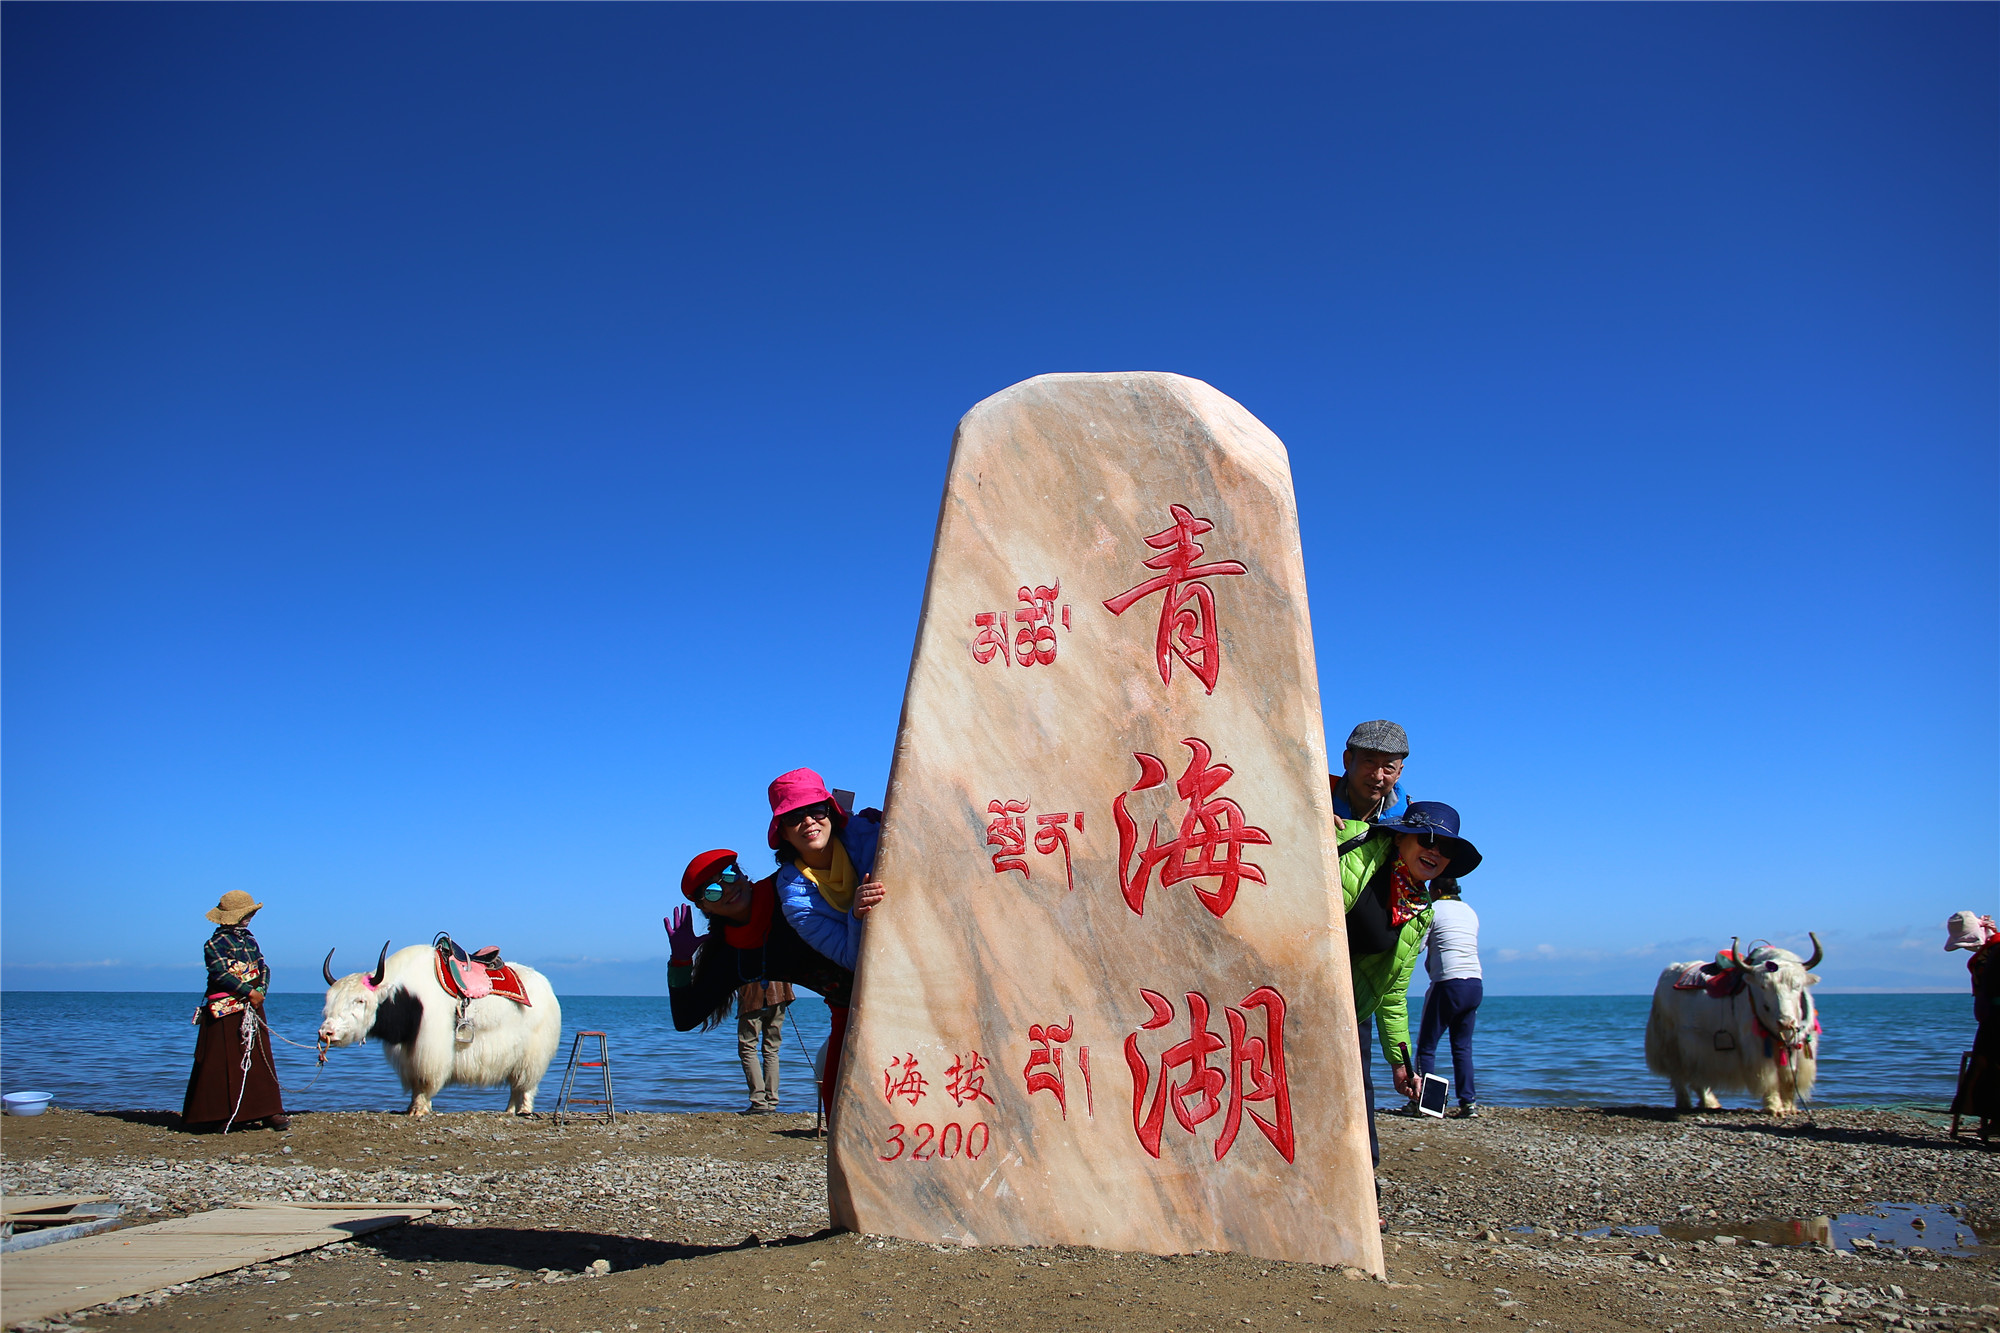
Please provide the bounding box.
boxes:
[829,372,1380,1273]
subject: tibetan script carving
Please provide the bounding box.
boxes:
[973,582,1072,668]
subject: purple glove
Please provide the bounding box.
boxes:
[665,905,703,967]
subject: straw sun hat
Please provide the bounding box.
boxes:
[205,890,264,925]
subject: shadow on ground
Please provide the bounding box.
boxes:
[91,1110,192,1131]
[1590,1104,1684,1124]
[1694,1117,1970,1154]
[357,1223,845,1272]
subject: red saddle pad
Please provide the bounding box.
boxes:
[434,952,533,1006]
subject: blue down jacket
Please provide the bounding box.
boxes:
[774,811,881,974]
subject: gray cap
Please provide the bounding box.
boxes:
[1345,720,1409,756]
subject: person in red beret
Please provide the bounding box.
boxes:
[667,848,856,1116]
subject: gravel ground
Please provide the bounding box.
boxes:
[1377,1104,1997,1235]
[3,1104,1995,1332]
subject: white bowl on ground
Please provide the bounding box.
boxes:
[3,1092,54,1116]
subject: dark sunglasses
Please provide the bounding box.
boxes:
[700,864,748,901]
[778,801,834,828]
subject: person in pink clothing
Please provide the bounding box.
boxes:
[766,767,888,1118]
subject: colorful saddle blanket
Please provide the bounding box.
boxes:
[1671,957,1744,999]
[433,936,532,1006]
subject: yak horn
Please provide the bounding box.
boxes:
[368,941,390,989]
[1803,932,1823,970]
[1731,936,1746,968]
[322,948,339,987]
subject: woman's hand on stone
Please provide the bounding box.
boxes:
[854,879,887,916]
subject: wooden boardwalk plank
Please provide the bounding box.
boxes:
[0,1204,437,1324]
[2,1195,112,1218]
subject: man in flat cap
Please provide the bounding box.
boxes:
[1331,719,1410,824]
[1331,719,1417,1161]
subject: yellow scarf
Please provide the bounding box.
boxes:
[798,839,857,913]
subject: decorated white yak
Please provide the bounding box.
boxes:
[1644,934,1822,1113]
[318,942,562,1116]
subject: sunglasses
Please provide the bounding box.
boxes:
[778,801,834,828]
[701,864,748,901]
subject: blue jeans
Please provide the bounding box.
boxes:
[1416,978,1483,1105]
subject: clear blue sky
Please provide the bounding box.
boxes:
[5,4,1993,996]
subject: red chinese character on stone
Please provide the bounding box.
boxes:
[1123,986,1293,1163]
[1101,505,1247,695]
[883,1053,929,1107]
[1112,738,1272,918]
[1033,811,1085,892]
[1218,986,1293,1163]
[985,799,1030,879]
[944,1050,997,1108]
[1124,990,1223,1157]
[1023,1017,1074,1118]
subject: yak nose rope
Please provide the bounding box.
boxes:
[269,1026,324,1054]
[269,1023,331,1098]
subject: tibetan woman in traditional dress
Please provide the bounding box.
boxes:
[181,890,289,1132]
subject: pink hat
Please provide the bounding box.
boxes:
[1944,911,1995,951]
[767,768,848,849]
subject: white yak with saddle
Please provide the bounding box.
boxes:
[318,936,562,1116]
[1645,934,1822,1113]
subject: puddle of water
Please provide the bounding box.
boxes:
[1578,1203,1995,1257]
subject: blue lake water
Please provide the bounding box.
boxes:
[0,991,1974,1116]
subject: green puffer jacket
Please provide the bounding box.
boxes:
[1339,817,1433,1068]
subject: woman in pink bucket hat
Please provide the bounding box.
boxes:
[1946,911,1998,1142]
[766,768,887,1119]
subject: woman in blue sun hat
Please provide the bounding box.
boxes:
[1338,800,1482,1175]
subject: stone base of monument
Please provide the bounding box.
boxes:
[828,371,1381,1274]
